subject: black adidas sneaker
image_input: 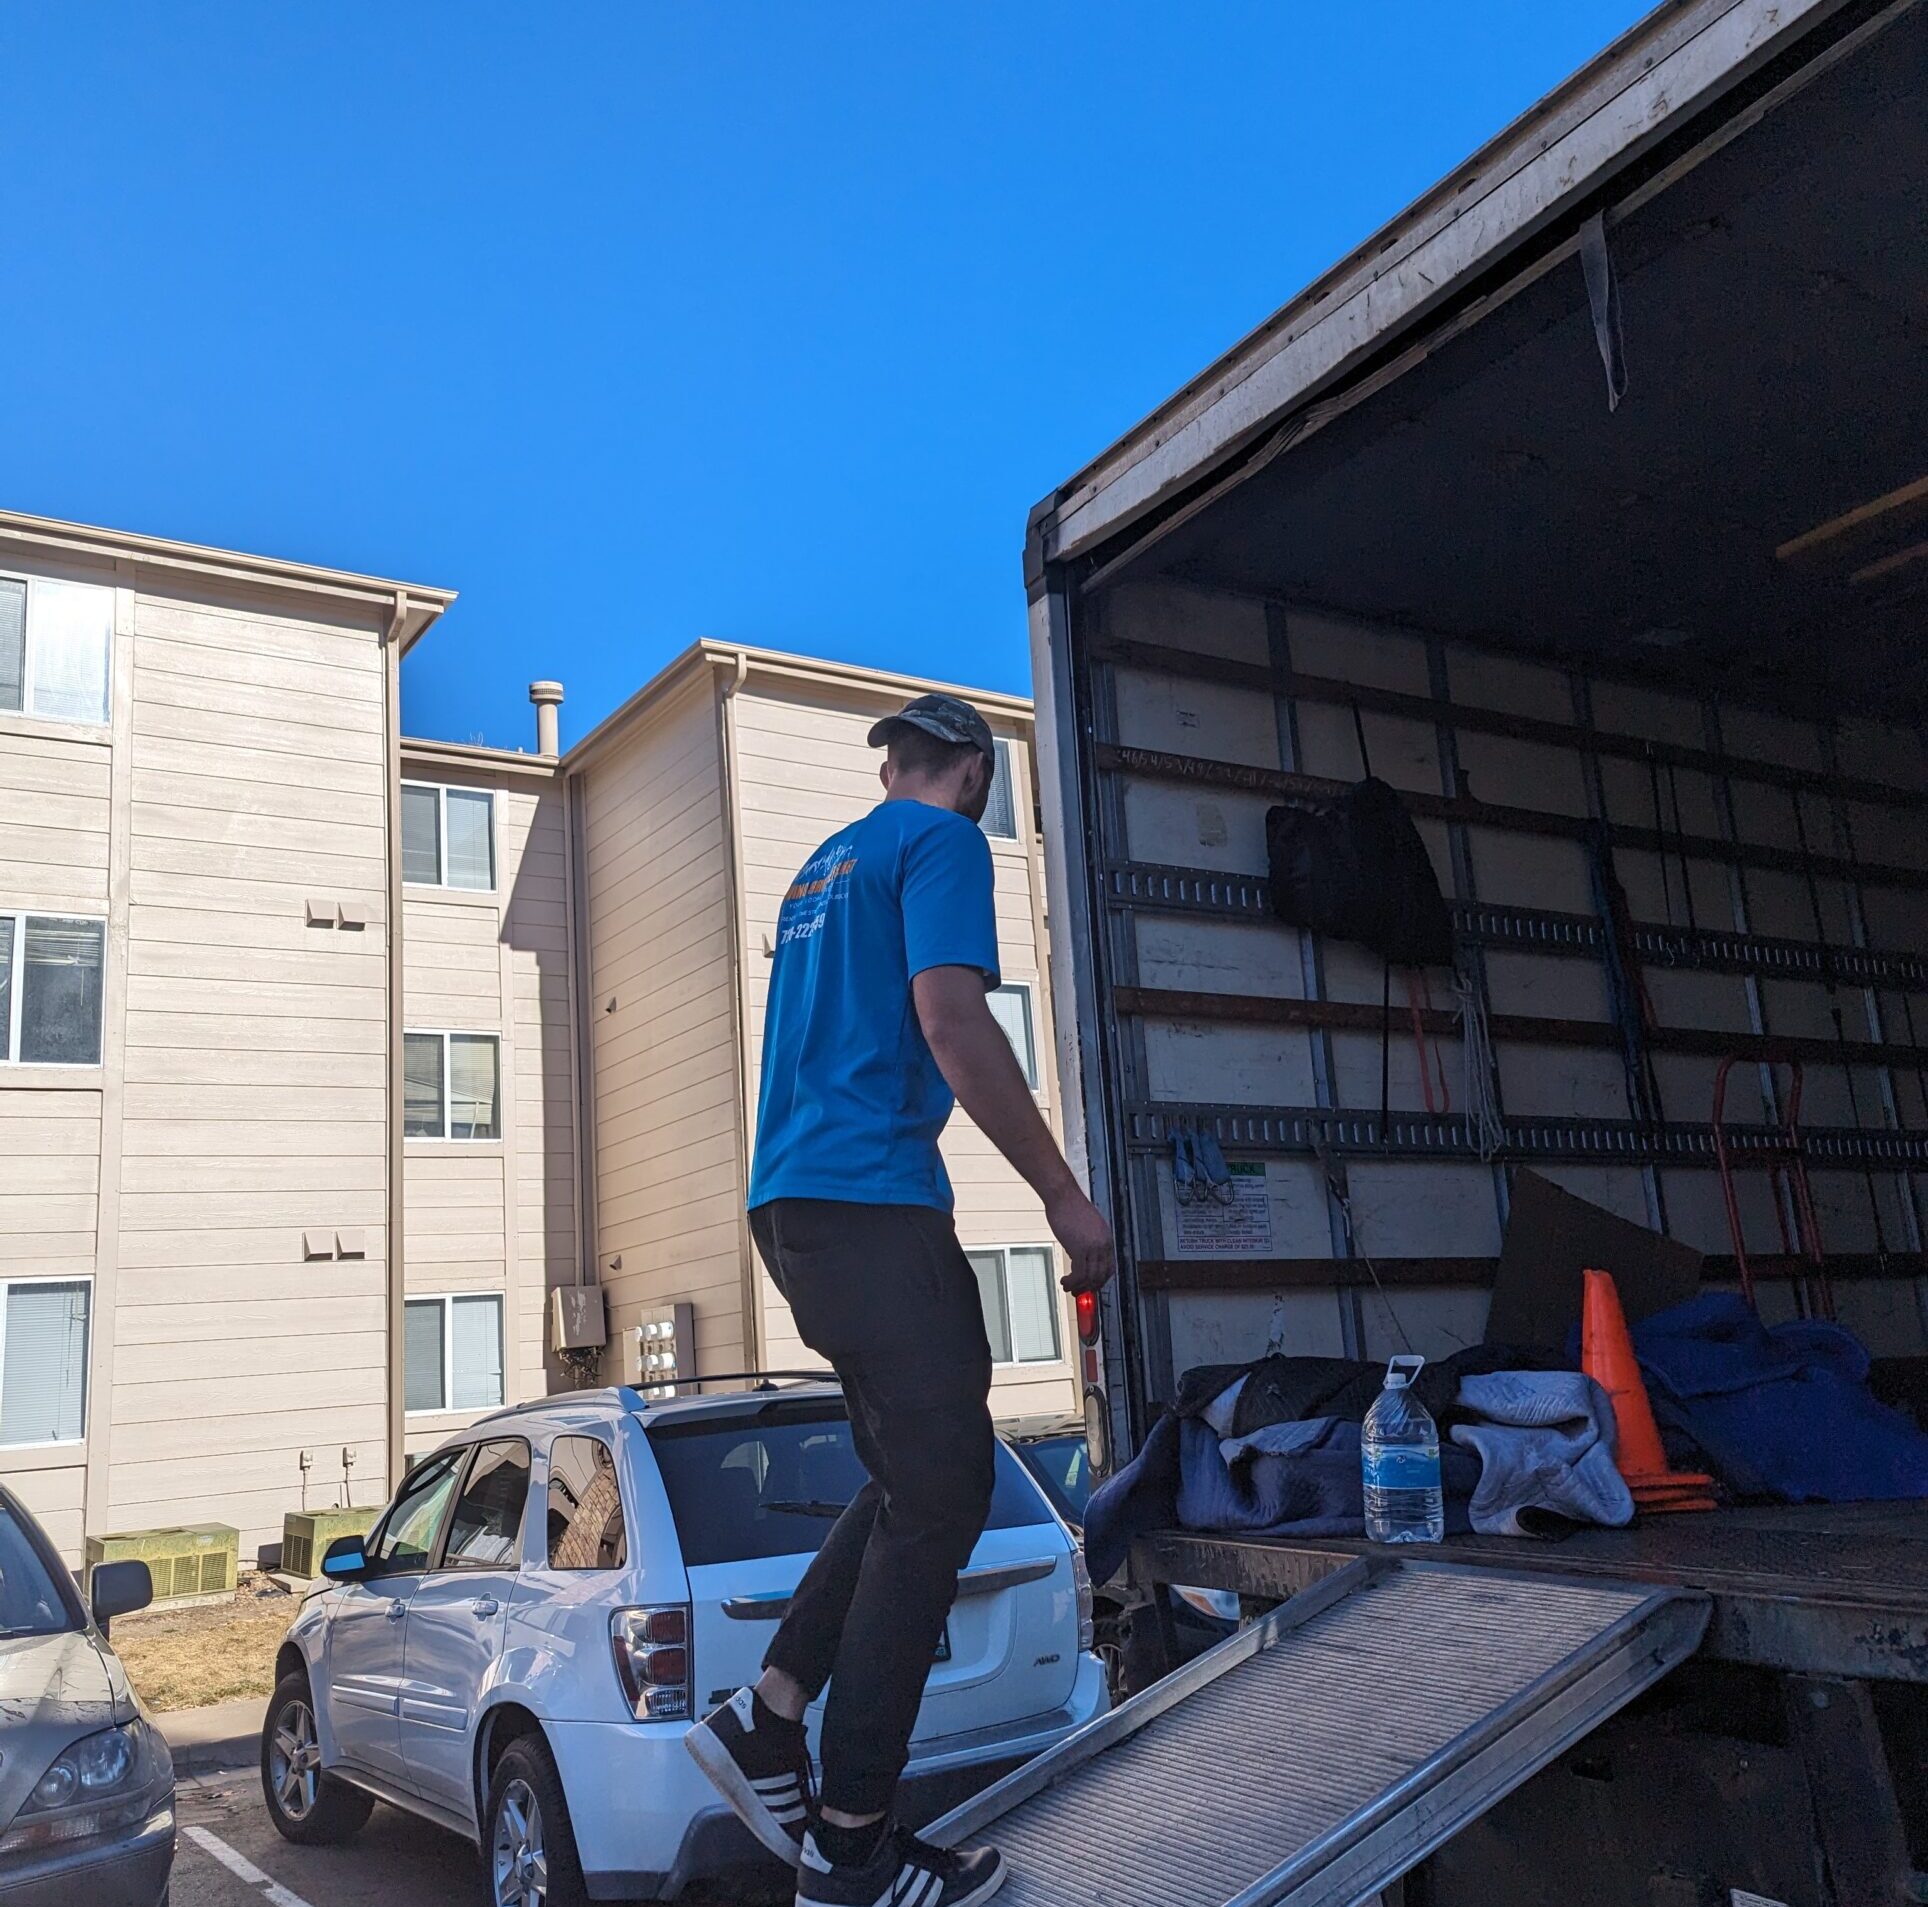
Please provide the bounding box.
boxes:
[684,1687,815,1865]
[796,1823,1005,1907]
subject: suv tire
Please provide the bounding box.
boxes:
[261,1672,376,1845]
[486,1732,589,1907]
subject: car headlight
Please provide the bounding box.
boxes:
[0,1721,170,1857]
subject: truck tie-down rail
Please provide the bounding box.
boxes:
[927,1557,1708,1907]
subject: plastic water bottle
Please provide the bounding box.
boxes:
[1362,1354,1444,1543]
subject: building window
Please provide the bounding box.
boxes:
[404,1294,505,1414]
[988,982,1038,1088]
[0,1278,91,1446]
[401,782,496,891]
[0,915,105,1066]
[966,1247,1061,1366]
[404,1031,501,1139]
[0,574,112,727]
[978,738,1019,840]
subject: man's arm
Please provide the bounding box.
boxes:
[913,965,1115,1292]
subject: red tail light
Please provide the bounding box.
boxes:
[1075,1288,1099,1344]
[611,1606,693,1720]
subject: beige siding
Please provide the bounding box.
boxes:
[401,767,578,1455]
[102,588,394,1559]
[0,1092,101,1271]
[0,716,111,1441]
[579,668,748,1378]
[2,555,401,1562]
[731,682,1077,1419]
[0,729,112,914]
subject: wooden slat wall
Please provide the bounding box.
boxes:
[732,683,1077,1419]
[401,769,578,1457]
[579,672,748,1378]
[1100,578,1928,1380]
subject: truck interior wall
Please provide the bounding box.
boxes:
[1092,575,1928,1387]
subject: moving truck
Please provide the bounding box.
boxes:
[1009,1,1928,1899]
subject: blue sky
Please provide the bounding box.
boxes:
[1,3,1645,753]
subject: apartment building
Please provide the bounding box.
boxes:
[0,510,451,1561]
[0,510,1069,1565]
[566,642,1078,1422]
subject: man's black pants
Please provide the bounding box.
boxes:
[750,1198,996,1817]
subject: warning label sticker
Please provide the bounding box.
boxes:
[1173,1161,1274,1254]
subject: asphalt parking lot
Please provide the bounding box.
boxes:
[174,1769,489,1907]
[171,1766,780,1907]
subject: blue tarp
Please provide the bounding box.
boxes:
[1630,1292,1928,1504]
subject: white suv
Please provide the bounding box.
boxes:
[263,1382,1107,1905]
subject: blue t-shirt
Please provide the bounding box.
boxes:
[749,799,1000,1211]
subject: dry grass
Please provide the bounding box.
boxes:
[112,1571,301,1713]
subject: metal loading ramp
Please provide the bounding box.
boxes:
[927,1557,1709,1907]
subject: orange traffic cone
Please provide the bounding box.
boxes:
[1581,1268,1716,1514]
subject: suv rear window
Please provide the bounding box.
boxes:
[649,1401,1052,1567]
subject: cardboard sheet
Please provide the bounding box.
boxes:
[1484,1169,1702,1352]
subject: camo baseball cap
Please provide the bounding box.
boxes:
[866,692,996,761]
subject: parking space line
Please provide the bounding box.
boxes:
[182,1824,320,1907]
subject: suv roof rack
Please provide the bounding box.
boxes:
[632,1369,841,1400]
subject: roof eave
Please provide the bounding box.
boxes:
[562,640,1034,776]
[0,509,457,648]
[399,737,559,781]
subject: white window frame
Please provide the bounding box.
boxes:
[0,1273,93,1449]
[990,981,1039,1090]
[403,1029,502,1142]
[968,1243,1065,1369]
[401,780,497,893]
[0,912,107,1068]
[0,568,113,729]
[978,737,1021,843]
[404,1292,505,1417]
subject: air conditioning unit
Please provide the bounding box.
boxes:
[281,1506,380,1580]
[85,1523,239,1606]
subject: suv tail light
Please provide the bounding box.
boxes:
[1070,1544,1096,1655]
[611,1606,692,1721]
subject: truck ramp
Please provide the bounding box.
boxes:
[927,1557,1708,1907]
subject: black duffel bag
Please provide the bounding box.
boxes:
[1265,773,1454,967]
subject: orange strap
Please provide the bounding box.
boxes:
[1405,969,1452,1116]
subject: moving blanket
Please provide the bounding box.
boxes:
[1082,1410,1479,1582]
[1082,1365,1613,1580]
[1450,1371,1633,1536]
[1630,1292,1928,1503]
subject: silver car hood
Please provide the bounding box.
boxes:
[0,1630,132,1832]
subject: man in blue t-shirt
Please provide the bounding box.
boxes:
[688,692,1113,1907]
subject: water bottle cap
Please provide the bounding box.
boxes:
[1384,1353,1427,1389]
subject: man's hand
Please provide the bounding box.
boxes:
[1047,1183,1115,1294]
